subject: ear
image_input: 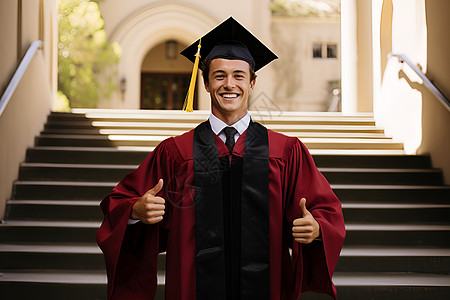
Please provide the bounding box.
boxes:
[250,78,256,91]
[204,79,210,93]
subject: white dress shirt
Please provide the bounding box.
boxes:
[209,112,251,144]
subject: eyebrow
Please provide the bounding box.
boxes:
[211,69,247,75]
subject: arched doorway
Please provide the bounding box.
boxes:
[140,40,197,110]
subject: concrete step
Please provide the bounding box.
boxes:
[48,111,377,126]
[12,180,450,202]
[19,163,137,182]
[26,146,422,169]
[42,126,387,136]
[1,244,448,275]
[301,273,450,300]
[26,147,149,165]
[0,221,99,244]
[0,244,103,270]
[0,269,164,300]
[5,200,102,221]
[6,200,450,225]
[344,224,450,247]
[0,244,165,271]
[332,184,450,203]
[17,163,443,185]
[337,246,450,274]
[0,270,108,300]
[321,167,443,185]
[35,134,403,150]
[342,203,450,224]
[2,270,449,300]
[1,220,449,247]
[25,147,427,167]
[13,181,115,200]
[42,128,390,140]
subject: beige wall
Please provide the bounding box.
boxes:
[341,0,373,113]
[97,0,274,110]
[374,0,426,154]
[271,16,340,111]
[373,0,450,183]
[418,0,450,183]
[0,1,19,95]
[356,0,373,112]
[141,42,192,73]
[0,0,57,219]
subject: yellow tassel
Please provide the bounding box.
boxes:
[183,39,201,112]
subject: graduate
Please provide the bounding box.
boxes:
[97,17,346,300]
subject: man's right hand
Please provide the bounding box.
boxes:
[130,179,165,224]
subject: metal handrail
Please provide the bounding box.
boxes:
[0,40,43,116]
[388,52,450,112]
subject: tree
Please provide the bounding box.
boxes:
[58,0,121,108]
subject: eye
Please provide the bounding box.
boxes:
[214,74,225,80]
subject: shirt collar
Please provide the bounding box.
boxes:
[209,112,251,136]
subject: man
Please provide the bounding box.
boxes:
[97,17,345,300]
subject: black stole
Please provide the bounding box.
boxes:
[193,120,270,300]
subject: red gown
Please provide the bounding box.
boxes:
[97,126,346,300]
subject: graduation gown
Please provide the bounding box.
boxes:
[97,121,345,300]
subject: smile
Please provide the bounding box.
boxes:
[220,93,240,99]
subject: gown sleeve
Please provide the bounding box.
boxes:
[96,138,179,300]
[283,137,346,299]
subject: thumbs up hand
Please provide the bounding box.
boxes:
[131,179,165,224]
[292,198,320,244]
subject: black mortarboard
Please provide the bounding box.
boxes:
[180,16,278,72]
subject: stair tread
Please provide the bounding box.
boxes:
[71,108,375,117]
[21,162,138,169]
[342,203,450,208]
[0,270,107,284]
[345,224,450,230]
[29,145,408,155]
[1,221,100,228]
[332,272,450,286]
[0,270,164,284]
[15,181,116,186]
[2,244,448,256]
[332,184,450,189]
[7,200,100,206]
[340,246,450,256]
[39,134,399,143]
[320,167,441,173]
[1,269,448,287]
[21,163,440,173]
[0,244,101,253]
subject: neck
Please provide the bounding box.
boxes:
[212,110,247,126]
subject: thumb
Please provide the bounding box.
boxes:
[299,198,310,217]
[147,178,164,196]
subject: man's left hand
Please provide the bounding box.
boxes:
[292,198,320,244]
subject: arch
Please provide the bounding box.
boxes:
[107,3,218,109]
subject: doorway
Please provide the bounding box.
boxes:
[140,72,197,110]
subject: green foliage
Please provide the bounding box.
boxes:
[271,0,340,18]
[58,0,121,108]
[55,90,71,112]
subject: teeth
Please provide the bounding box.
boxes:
[222,94,238,98]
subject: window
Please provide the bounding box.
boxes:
[313,43,322,58]
[327,44,337,58]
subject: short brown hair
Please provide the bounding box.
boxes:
[201,57,257,84]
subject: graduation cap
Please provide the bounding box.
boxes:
[180,16,278,112]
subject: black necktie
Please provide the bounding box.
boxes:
[222,126,238,154]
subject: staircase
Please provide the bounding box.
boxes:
[1,109,449,300]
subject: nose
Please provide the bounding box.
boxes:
[223,75,235,89]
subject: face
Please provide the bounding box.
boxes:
[204,58,256,125]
